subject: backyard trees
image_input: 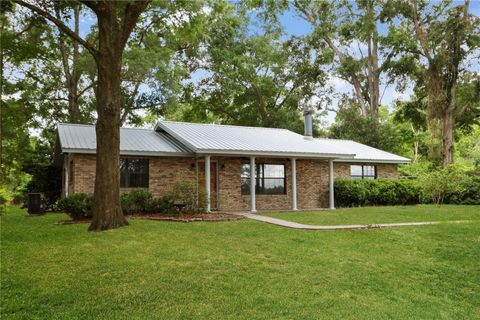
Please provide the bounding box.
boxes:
[14,0,151,231]
[172,0,330,134]
[0,2,51,193]
[391,0,480,165]
[293,0,399,120]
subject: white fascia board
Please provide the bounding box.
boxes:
[195,149,356,159]
[61,148,194,157]
[333,159,411,164]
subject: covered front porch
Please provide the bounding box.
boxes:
[200,155,336,213]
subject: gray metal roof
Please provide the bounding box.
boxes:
[57,123,192,156]
[57,121,410,163]
[155,121,355,159]
[318,139,411,164]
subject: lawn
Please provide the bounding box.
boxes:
[262,205,480,226]
[1,205,479,320]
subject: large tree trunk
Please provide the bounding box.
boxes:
[89,8,128,231]
[442,108,455,165]
[366,2,380,120]
[89,57,127,231]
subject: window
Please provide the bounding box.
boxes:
[241,163,286,195]
[120,158,149,188]
[350,165,376,179]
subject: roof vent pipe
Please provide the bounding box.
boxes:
[303,108,314,140]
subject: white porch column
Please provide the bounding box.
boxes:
[205,155,211,212]
[250,156,256,213]
[328,159,335,210]
[291,158,297,210]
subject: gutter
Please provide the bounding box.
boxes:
[61,148,194,157]
[195,149,356,159]
[333,159,411,164]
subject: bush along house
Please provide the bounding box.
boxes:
[54,113,410,212]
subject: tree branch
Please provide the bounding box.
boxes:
[412,0,432,62]
[54,5,71,81]
[77,0,98,14]
[14,0,98,57]
[121,1,151,47]
[120,81,141,125]
[324,36,367,115]
[78,82,95,97]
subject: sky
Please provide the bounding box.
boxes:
[75,1,480,125]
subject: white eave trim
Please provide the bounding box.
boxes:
[333,159,411,164]
[61,148,194,157]
[195,149,356,159]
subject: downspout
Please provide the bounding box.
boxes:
[328,159,335,210]
[63,154,69,197]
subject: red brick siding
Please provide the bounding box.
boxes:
[65,153,398,211]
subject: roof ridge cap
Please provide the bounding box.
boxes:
[314,137,354,142]
[58,123,153,131]
[159,120,293,132]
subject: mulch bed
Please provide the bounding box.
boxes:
[55,212,244,225]
[138,213,245,223]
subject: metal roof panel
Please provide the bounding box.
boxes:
[156,121,355,158]
[57,123,192,155]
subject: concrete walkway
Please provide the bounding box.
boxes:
[234,212,473,230]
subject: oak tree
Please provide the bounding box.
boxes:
[14,0,151,230]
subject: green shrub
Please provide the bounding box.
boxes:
[121,189,152,214]
[0,188,12,214]
[418,165,466,205]
[170,181,207,213]
[443,172,480,205]
[145,195,176,213]
[57,193,93,219]
[334,179,420,207]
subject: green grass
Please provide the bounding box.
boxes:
[1,205,479,320]
[262,205,480,226]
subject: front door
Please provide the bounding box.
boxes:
[198,161,218,209]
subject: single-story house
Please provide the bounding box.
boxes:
[54,114,410,212]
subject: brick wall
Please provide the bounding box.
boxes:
[333,162,398,179]
[66,154,197,196]
[297,160,329,209]
[65,153,398,211]
[376,163,399,179]
[68,154,95,195]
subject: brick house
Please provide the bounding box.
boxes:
[54,116,410,212]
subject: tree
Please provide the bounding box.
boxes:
[293,0,399,120]
[168,1,330,134]
[328,101,405,154]
[0,2,48,192]
[393,72,480,165]
[118,0,206,126]
[392,0,479,165]
[53,3,95,123]
[14,0,151,231]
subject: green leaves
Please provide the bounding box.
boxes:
[167,1,328,133]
